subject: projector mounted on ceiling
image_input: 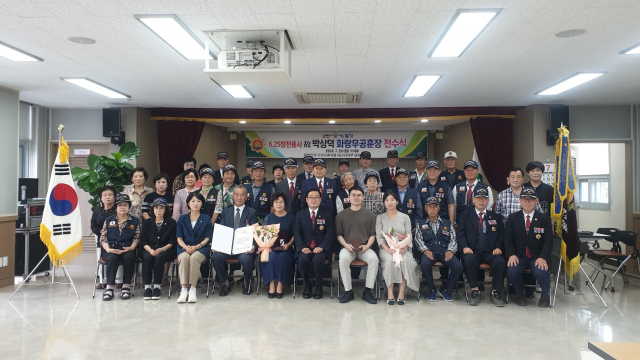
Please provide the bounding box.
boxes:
[203,30,294,86]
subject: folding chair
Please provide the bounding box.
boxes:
[207,255,259,296]
[586,228,618,264]
[293,259,333,299]
[504,264,560,307]
[92,257,139,298]
[337,259,380,300]
[591,231,639,293]
[168,256,213,299]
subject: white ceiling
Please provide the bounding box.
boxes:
[1,0,640,109]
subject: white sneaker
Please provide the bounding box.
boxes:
[188,288,197,303]
[177,289,188,303]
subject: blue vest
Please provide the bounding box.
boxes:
[418,218,453,255]
[418,180,450,219]
[396,187,421,229]
[245,182,274,221]
[454,181,489,221]
[105,215,139,249]
[200,188,219,218]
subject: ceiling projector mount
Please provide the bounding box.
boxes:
[203,29,295,86]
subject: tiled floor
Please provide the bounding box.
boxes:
[1,261,639,360]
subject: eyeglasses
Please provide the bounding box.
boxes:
[307,196,321,200]
[520,197,536,202]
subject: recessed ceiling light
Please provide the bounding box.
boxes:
[329,120,335,124]
[430,9,500,58]
[374,120,381,123]
[404,75,441,97]
[221,85,253,98]
[135,15,213,60]
[239,121,246,124]
[620,43,640,55]
[421,119,429,122]
[555,29,586,38]
[284,120,291,124]
[536,73,604,96]
[60,77,130,99]
[0,41,43,62]
[68,37,96,45]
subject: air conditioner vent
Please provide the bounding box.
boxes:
[293,91,362,104]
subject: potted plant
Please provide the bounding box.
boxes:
[71,142,140,210]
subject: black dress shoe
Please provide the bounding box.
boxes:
[219,285,230,297]
[516,295,527,306]
[303,287,312,299]
[276,292,283,299]
[242,280,252,295]
[362,288,377,304]
[339,290,354,303]
[538,296,550,308]
[314,287,323,300]
[268,292,275,299]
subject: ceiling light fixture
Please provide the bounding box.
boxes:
[239,121,246,124]
[429,9,500,58]
[68,37,96,45]
[374,120,381,123]
[284,120,291,124]
[0,41,43,62]
[536,73,604,95]
[555,29,586,38]
[620,43,640,55]
[134,15,214,60]
[421,119,429,122]
[329,120,336,124]
[404,75,441,97]
[60,77,130,99]
[221,85,253,98]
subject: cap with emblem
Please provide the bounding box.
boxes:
[520,187,538,198]
[364,171,379,183]
[444,151,457,159]
[246,160,254,168]
[387,150,398,158]
[222,164,237,174]
[395,168,409,176]
[272,164,284,173]
[284,157,298,167]
[415,151,427,159]
[303,156,314,164]
[252,161,265,170]
[217,152,229,159]
[474,186,490,198]
[200,167,214,177]
[313,158,327,167]
[151,197,168,207]
[115,194,131,206]
[463,160,479,169]
[426,160,440,169]
[339,159,350,166]
[360,151,372,159]
[425,196,439,205]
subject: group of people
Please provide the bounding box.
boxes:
[91,149,555,308]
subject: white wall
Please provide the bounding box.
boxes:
[0,87,19,216]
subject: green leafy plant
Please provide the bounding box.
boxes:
[71,142,141,210]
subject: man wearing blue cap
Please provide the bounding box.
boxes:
[300,158,336,213]
[417,160,454,221]
[409,152,428,189]
[352,151,381,189]
[275,157,302,214]
[457,186,506,307]
[392,168,423,232]
[240,160,254,185]
[379,150,399,193]
[244,161,274,221]
[451,160,493,227]
[440,151,465,189]
[296,156,315,183]
[213,152,240,186]
[504,187,553,308]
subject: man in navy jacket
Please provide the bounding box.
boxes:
[294,188,334,300]
[300,158,336,214]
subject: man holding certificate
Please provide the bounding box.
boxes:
[211,186,258,296]
[294,188,334,300]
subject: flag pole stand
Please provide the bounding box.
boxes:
[8,252,79,300]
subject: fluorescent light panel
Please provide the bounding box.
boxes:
[430,10,500,58]
[536,73,604,95]
[222,85,253,98]
[0,41,43,62]
[621,43,640,55]
[61,78,130,99]
[404,75,441,97]
[135,15,212,60]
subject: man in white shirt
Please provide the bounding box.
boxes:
[379,150,399,192]
[409,151,428,189]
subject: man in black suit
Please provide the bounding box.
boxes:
[505,187,553,307]
[379,150,399,192]
[294,189,334,299]
[213,152,240,186]
[300,158,336,214]
[211,186,258,296]
[274,157,302,215]
[457,186,506,307]
[296,156,314,183]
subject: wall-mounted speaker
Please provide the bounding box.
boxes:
[547,105,569,146]
[103,108,121,137]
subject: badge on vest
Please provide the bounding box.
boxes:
[343,198,350,203]
[408,210,412,214]
[317,219,325,225]
[492,227,496,232]
[438,188,443,192]
[326,188,333,194]
[488,220,497,225]
[421,188,427,193]
[457,175,462,179]
[440,176,446,181]
[533,227,544,234]
[459,187,466,191]
[536,234,541,239]
[410,174,416,179]
[129,224,135,229]
[421,224,429,230]
[442,230,450,236]
[108,221,116,226]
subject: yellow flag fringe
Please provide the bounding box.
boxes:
[40,223,83,267]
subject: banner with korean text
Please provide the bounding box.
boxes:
[246,131,428,158]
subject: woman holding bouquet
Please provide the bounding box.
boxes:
[258,191,295,299]
[376,191,420,305]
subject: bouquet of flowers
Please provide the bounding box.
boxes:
[253,223,280,262]
[382,227,412,268]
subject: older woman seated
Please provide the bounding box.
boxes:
[140,198,176,300]
[100,194,140,301]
